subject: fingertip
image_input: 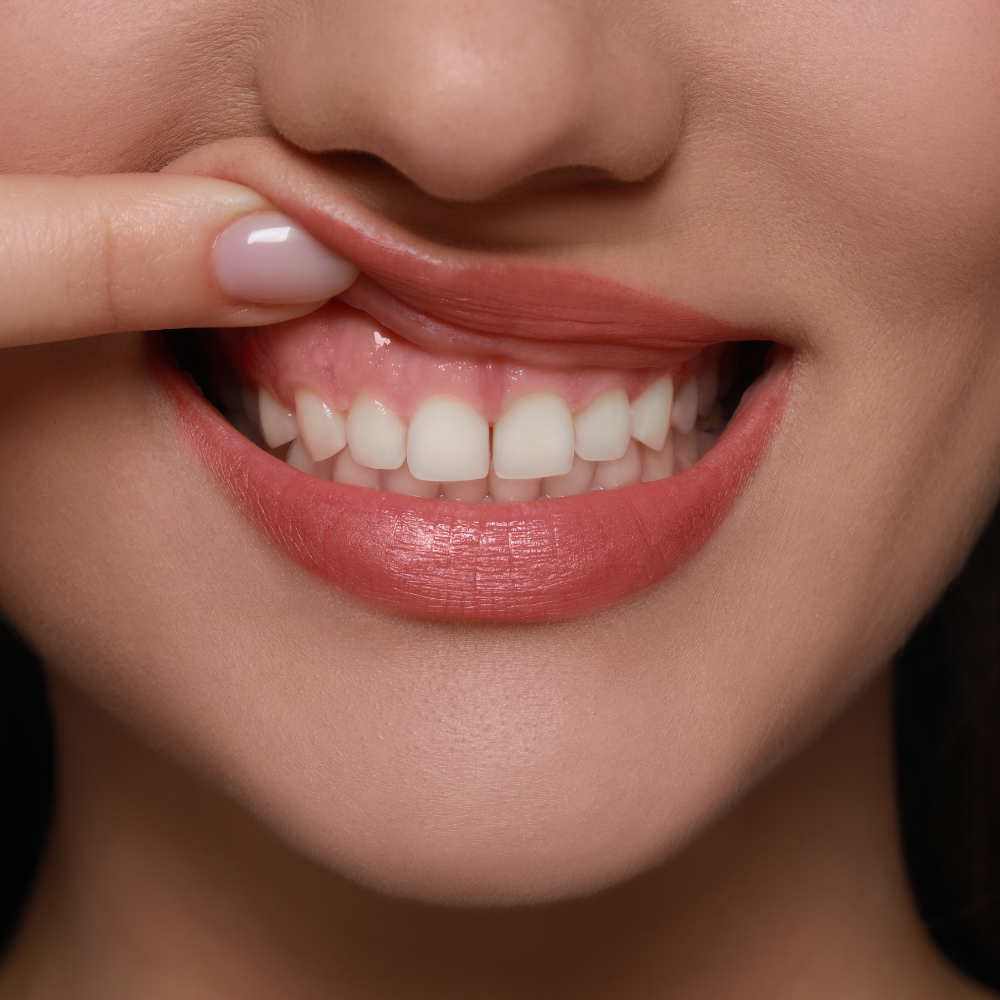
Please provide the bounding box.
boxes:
[213,211,360,306]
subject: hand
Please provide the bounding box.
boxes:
[0,174,358,350]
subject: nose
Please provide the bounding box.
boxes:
[258,0,683,202]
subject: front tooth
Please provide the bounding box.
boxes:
[573,389,631,461]
[294,388,347,461]
[258,387,298,449]
[640,440,674,482]
[593,440,641,490]
[671,378,699,435]
[286,439,333,478]
[346,395,407,470]
[629,378,672,451]
[492,392,574,480]
[443,479,489,502]
[382,463,439,498]
[332,448,381,488]
[542,455,595,498]
[406,396,490,482]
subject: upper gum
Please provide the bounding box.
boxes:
[240,301,696,422]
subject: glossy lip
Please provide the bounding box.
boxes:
[153,340,790,622]
[166,139,765,369]
[159,138,791,619]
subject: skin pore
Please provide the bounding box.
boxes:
[0,0,999,996]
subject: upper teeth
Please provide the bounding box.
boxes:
[346,394,407,470]
[492,392,575,480]
[255,366,721,500]
[294,387,347,460]
[629,377,673,451]
[573,388,632,462]
[407,396,490,482]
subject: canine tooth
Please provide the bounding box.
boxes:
[443,479,489,502]
[629,378,672,451]
[673,428,700,469]
[593,440,641,490]
[258,387,298,449]
[489,463,541,501]
[492,392,574,480]
[382,464,439,498]
[294,388,347,461]
[697,360,719,417]
[671,378,699,435]
[347,395,406,470]
[406,396,490,482]
[573,389,631,462]
[543,455,595,498]
[332,448,381,488]
[286,439,332,478]
[641,440,674,481]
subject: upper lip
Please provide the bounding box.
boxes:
[165,137,763,367]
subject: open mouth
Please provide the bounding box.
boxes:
[173,307,769,502]
[150,142,790,621]
[156,297,787,621]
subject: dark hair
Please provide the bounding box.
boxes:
[1,510,999,984]
[895,501,1000,986]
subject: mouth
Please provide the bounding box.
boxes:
[153,142,791,621]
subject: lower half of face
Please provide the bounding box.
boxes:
[1,0,1000,906]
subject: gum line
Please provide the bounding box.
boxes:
[236,349,728,502]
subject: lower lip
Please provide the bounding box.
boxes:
[152,341,791,621]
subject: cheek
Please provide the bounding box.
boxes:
[0,0,266,172]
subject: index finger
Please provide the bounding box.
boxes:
[0,174,359,349]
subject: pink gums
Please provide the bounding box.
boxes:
[236,302,686,421]
[153,339,790,622]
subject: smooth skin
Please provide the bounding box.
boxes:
[1,0,1000,997]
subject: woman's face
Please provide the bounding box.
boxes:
[2,0,999,905]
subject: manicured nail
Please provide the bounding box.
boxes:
[213,211,360,304]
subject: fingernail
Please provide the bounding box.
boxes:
[213,211,359,304]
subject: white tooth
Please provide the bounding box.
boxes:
[593,440,641,490]
[382,463,440,498]
[258,387,298,449]
[331,448,381,488]
[285,438,333,478]
[542,455,595,498]
[488,462,540,501]
[671,378,699,435]
[640,440,674,482]
[697,360,719,417]
[294,387,347,461]
[573,389,631,462]
[673,428,700,470]
[492,392,574,480]
[443,479,488,502]
[347,395,407,470]
[629,378,673,451]
[406,396,489,482]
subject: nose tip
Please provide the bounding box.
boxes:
[261,0,683,202]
